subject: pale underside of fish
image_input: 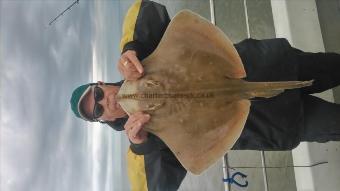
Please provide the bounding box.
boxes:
[116,10,312,174]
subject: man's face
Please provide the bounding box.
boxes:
[82,84,126,121]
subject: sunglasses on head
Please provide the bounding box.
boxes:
[92,85,105,120]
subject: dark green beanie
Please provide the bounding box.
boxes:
[70,83,93,121]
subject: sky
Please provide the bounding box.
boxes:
[1,0,135,190]
[3,1,340,191]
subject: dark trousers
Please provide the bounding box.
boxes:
[296,49,340,142]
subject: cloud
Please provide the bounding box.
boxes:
[1,1,97,191]
[93,0,124,82]
[1,0,135,190]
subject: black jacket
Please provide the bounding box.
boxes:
[232,38,303,151]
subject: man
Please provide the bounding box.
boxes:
[70,0,340,190]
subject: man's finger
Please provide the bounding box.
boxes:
[127,54,143,74]
[124,113,141,129]
[125,112,149,129]
[126,72,143,81]
[129,122,144,138]
[124,120,133,131]
[128,114,150,132]
[119,61,142,80]
[122,61,136,70]
[130,113,150,126]
[123,61,128,67]
[126,112,146,125]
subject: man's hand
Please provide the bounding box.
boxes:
[124,111,150,144]
[118,50,144,81]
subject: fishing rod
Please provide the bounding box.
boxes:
[48,0,80,26]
